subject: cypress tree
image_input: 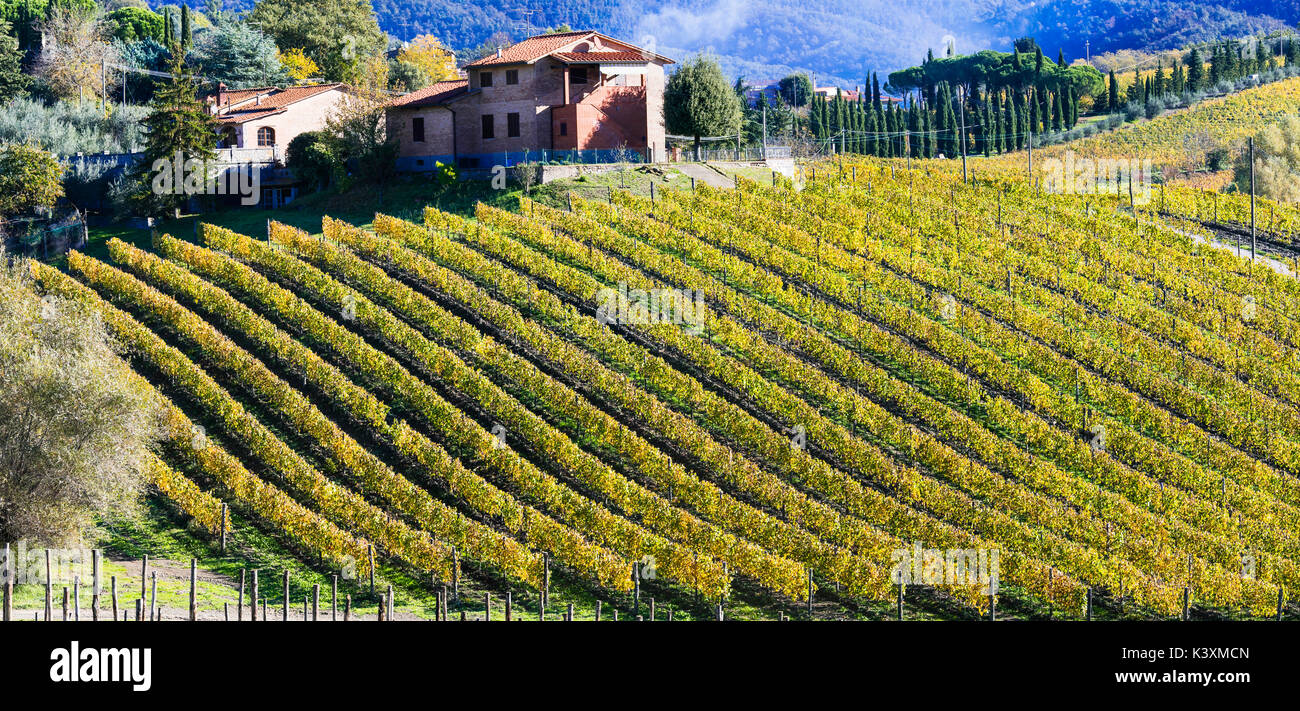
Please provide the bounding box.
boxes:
[1051,89,1063,131]
[1187,47,1204,91]
[1028,87,1040,134]
[181,4,192,50]
[1108,70,1119,109]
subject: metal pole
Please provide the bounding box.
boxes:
[1250,136,1257,265]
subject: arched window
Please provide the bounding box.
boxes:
[257,127,276,147]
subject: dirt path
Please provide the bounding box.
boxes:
[676,162,735,189]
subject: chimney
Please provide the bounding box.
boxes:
[217,82,227,110]
[496,46,503,58]
[256,93,264,106]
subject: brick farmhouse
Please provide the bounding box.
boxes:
[386,31,674,171]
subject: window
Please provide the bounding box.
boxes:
[570,67,588,84]
[507,112,520,138]
[559,122,567,137]
[479,71,493,88]
[412,117,425,143]
[481,114,494,139]
[506,69,518,85]
[257,127,275,147]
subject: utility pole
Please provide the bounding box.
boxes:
[762,103,768,160]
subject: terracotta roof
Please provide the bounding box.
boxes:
[212,83,345,125]
[464,31,672,67]
[465,31,593,67]
[552,51,654,63]
[388,80,470,109]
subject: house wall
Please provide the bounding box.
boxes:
[233,89,347,161]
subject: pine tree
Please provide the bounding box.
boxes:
[136,44,219,216]
[0,18,29,100]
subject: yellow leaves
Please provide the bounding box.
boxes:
[394,35,459,85]
[277,48,320,84]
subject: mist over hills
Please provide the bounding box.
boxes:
[195,0,1300,86]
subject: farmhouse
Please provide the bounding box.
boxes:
[207,83,350,160]
[387,31,674,171]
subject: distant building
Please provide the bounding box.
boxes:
[205,83,351,208]
[386,31,675,171]
[207,83,350,159]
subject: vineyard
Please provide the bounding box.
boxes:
[19,151,1300,621]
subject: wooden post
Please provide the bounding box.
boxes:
[91,549,100,600]
[282,570,289,622]
[140,553,147,602]
[345,594,352,622]
[368,544,375,596]
[332,575,338,621]
[484,592,491,622]
[897,582,904,621]
[4,579,11,622]
[1086,588,1093,621]
[111,576,118,620]
[44,549,52,621]
[612,610,618,621]
[567,603,574,622]
[1182,587,1190,621]
[224,602,229,621]
[542,552,549,609]
[73,576,80,622]
[440,584,448,622]
[387,584,394,621]
[378,593,386,622]
[189,559,197,621]
[633,562,640,617]
[220,503,228,552]
[238,570,246,621]
[451,548,459,602]
[648,598,655,622]
[715,603,723,621]
[135,597,143,622]
[62,586,68,621]
[312,584,319,622]
[595,600,601,621]
[250,570,259,622]
[505,592,512,622]
[150,572,157,621]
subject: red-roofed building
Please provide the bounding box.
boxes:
[387,31,674,171]
[207,83,350,161]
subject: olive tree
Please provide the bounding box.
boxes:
[0,256,162,545]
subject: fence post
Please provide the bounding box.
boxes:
[111,576,118,621]
[332,575,338,622]
[44,549,52,621]
[345,594,351,622]
[189,559,197,621]
[140,553,147,603]
[312,584,319,622]
[3,579,10,622]
[368,544,375,597]
[135,598,143,622]
[150,572,157,621]
[250,570,259,622]
[505,592,512,622]
[220,503,228,552]
[387,584,394,621]
[484,592,491,622]
[282,570,289,622]
[238,570,245,622]
[62,586,68,621]
[73,576,80,621]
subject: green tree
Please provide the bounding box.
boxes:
[286,129,337,191]
[134,47,217,216]
[0,18,29,101]
[249,0,386,83]
[0,258,161,545]
[180,2,191,49]
[191,20,290,89]
[664,55,742,152]
[104,7,165,44]
[777,73,812,107]
[1186,47,1204,91]
[0,142,63,217]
